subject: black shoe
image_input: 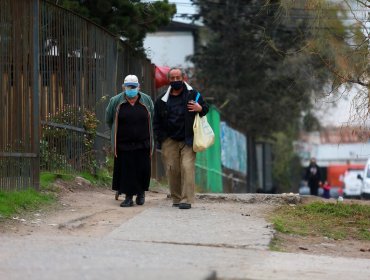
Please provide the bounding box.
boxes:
[172,203,180,207]
[136,192,145,205]
[120,196,133,207]
[115,191,120,201]
[179,203,191,209]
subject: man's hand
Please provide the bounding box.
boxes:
[187,101,202,112]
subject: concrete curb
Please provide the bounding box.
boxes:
[196,193,302,205]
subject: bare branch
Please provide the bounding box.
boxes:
[348,79,369,87]
[313,50,369,87]
[355,0,370,8]
[343,0,368,30]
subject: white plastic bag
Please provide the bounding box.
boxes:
[193,113,215,152]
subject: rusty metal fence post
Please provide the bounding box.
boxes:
[32,0,40,190]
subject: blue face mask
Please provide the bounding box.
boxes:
[126,88,138,98]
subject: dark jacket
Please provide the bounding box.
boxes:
[305,163,322,187]
[105,91,154,157]
[153,82,209,149]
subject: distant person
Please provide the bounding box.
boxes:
[321,180,331,199]
[305,157,322,196]
[153,67,209,209]
[105,74,154,207]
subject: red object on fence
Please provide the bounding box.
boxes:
[154,65,189,88]
[155,66,170,88]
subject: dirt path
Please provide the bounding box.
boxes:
[0,186,166,238]
[2,185,370,279]
[1,184,370,260]
[274,196,370,259]
[274,233,370,258]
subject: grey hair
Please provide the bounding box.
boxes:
[167,67,186,79]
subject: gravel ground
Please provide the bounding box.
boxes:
[1,187,370,280]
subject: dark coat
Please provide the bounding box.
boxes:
[105,91,154,157]
[153,82,209,149]
[305,163,322,188]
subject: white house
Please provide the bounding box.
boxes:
[143,21,200,68]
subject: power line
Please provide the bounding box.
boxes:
[146,0,370,11]
[173,13,369,21]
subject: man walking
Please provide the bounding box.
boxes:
[305,157,322,196]
[153,68,209,209]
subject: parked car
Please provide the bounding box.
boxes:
[298,180,311,195]
[299,185,310,196]
[357,158,370,199]
[327,186,342,199]
[299,181,338,198]
[342,168,363,199]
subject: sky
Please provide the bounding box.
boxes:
[169,0,198,23]
[313,87,368,127]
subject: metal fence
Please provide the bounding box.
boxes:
[0,0,251,193]
[39,1,119,175]
[0,0,156,191]
[0,0,39,190]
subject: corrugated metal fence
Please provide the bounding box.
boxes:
[0,0,156,190]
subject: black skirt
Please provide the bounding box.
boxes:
[112,148,151,196]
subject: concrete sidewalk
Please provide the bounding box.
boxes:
[1,195,370,280]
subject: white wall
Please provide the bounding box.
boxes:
[144,31,194,68]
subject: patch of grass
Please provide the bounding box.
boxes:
[79,170,111,186]
[273,217,292,234]
[40,172,74,191]
[79,171,97,183]
[270,201,370,241]
[0,188,55,219]
[269,236,284,252]
[40,173,57,189]
[41,170,111,190]
[359,228,370,240]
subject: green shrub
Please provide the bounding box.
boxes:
[41,105,99,173]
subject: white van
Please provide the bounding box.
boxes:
[358,158,370,199]
[342,168,363,198]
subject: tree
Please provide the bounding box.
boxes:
[283,0,368,87]
[190,0,367,190]
[53,0,176,51]
[278,0,369,125]
[272,130,303,193]
[190,0,334,191]
[191,0,329,136]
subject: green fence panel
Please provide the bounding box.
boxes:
[195,105,223,192]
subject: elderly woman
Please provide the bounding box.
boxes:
[105,74,154,207]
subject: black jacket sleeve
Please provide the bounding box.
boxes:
[198,95,209,117]
[192,90,209,117]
